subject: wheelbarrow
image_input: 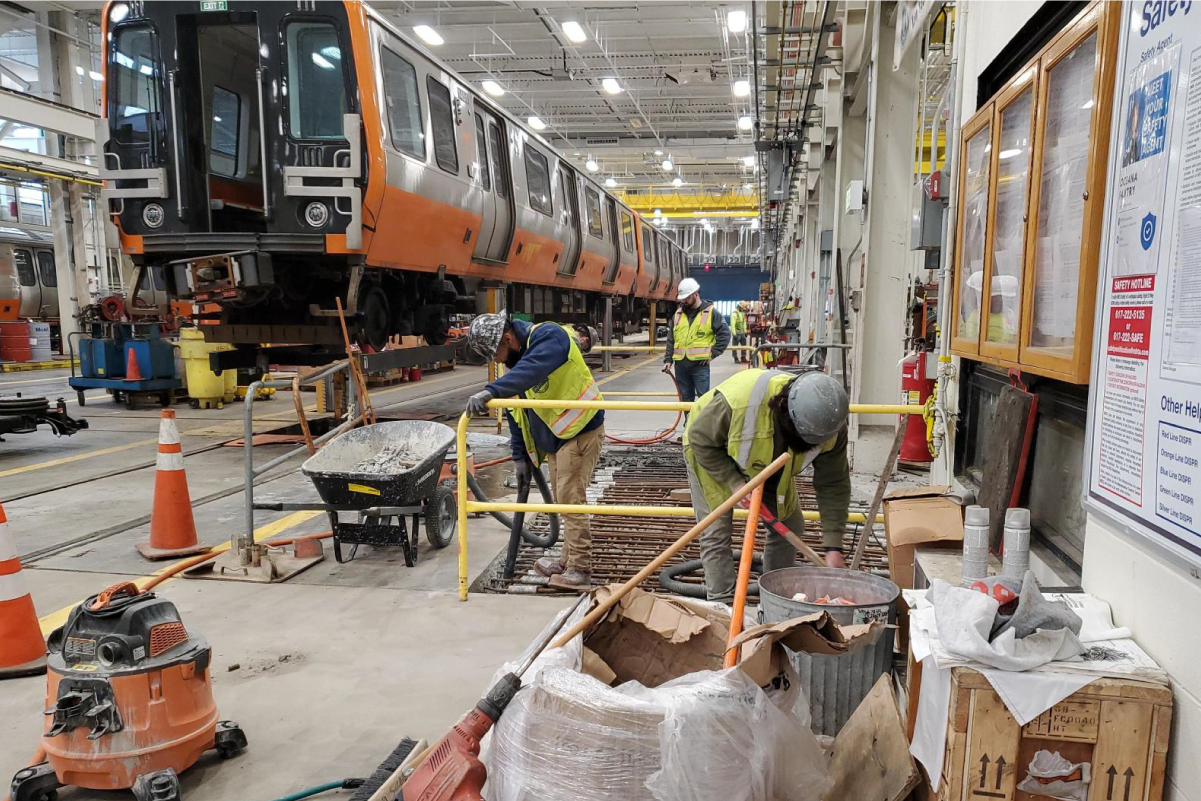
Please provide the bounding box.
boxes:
[256,421,458,565]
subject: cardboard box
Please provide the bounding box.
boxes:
[883,485,964,592]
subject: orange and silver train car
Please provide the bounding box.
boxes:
[97,0,683,350]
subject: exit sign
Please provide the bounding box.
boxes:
[200,1,227,11]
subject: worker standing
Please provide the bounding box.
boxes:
[662,278,731,407]
[682,369,851,604]
[730,301,750,364]
[465,314,604,590]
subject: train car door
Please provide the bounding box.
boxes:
[472,111,513,262]
[471,111,497,262]
[13,247,39,318]
[603,196,621,284]
[558,165,582,275]
[35,249,58,318]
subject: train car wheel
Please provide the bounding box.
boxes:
[356,285,390,352]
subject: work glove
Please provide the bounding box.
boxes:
[514,457,532,485]
[466,389,494,416]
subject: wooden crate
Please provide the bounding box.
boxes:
[938,668,1172,801]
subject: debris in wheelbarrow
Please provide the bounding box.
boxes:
[299,421,459,565]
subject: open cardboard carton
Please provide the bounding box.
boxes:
[883,485,965,592]
[483,586,883,801]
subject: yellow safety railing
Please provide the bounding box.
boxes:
[454,398,927,600]
[592,345,757,352]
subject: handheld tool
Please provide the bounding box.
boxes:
[737,496,827,567]
[398,596,587,801]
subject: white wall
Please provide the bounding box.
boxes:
[1083,518,1201,801]
[957,0,1046,126]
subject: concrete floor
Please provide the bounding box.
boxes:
[0,350,910,800]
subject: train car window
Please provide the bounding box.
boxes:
[620,211,635,252]
[474,114,491,191]
[380,47,423,158]
[36,251,57,287]
[209,86,240,177]
[426,77,459,174]
[110,25,162,145]
[524,147,552,216]
[487,123,508,198]
[285,22,348,140]
[641,225,654,262]
[585,189,603,239]
[13,248,35,286]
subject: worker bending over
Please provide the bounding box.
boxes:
[466,314,604,590]
[663,277,730,405]
[683,369,852,604]
[730,301,750,364]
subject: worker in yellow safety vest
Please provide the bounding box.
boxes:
[730,301,750,364]
[683,369,852,603]
[662,278,731,409]
[466,314,604,590]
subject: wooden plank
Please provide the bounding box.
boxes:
[963,688,1021,801]
[826,675,920,801]
[975,385,1034,551]
[1086,700,1154,801]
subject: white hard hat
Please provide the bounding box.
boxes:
[677,278,700,301]
[965,271,1019,298]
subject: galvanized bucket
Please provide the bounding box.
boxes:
[758,566,899,736]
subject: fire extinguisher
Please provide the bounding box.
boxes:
[900,351,935,464]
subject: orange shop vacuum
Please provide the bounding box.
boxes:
[9,583,246,801]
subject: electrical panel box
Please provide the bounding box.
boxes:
[766,147,789,201]
[844,179,864,214]
[910,179,944,251]
[820,229,834,253]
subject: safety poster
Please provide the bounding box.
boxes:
[1087,0,1201,567]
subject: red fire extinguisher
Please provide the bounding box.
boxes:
[900,351,934,464]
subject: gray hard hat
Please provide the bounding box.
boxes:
[786,371,849,443]
[574,325,601,353]
[467,313,507,360]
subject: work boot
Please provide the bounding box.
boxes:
[534,555,566,577]
[548,567,592,591]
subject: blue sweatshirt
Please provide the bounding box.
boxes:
[485,319,605,461]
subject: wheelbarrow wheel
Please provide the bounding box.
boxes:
[425,482,457,549]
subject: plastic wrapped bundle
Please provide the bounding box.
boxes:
[484,665,830,801]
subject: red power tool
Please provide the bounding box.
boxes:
[400,596,585,801]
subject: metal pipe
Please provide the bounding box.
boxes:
[549,453,794,647]
[457,412,470,601]
[485,398,924,415]
[603,296,613,373]
[242,379,262,551]
[467,501,881,524]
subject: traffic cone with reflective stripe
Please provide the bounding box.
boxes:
[0,501,47,679]
[136,410,207,560]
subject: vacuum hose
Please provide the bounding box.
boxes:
[658,555,763,599]
[465,464,560,548]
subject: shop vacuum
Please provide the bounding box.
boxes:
[10,583,247,801]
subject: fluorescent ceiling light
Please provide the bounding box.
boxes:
[751,218,760,229]
[653,208,662,217]
[998,148,1022,160]
[602,77,622,95]
[482,79,505,97]
[311,52,335,70]
[561,20,587,43]
[585,158,599,172]
[75,65,84,76]
[1081,99,1095,109]
[605,177,617,187]
[528,116,547,130]
[727,9,748,33]
[738,115,754,131]
[321,46,341,59]
[662,159,674,171]
[654,149,664,156]
[742,155,756,167]
[733,79,750,97]
[672,176,683,187]
[213,115,222,122]
[89,70,104,82]
[744,182,753,190]
[139,64,153,75]
[109,2,129,23]
[413,25,444,46]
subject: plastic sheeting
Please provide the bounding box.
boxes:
[482,601,831,801]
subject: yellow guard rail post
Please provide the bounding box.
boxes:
[455,399,927,600]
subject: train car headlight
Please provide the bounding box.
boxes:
[304,202,329,228]
[142,203,164,229]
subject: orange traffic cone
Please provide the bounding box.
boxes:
[0,501,47,678]
[136,410,208,560]
[124,345,143,381]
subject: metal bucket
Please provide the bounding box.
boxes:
[758,567,899,736]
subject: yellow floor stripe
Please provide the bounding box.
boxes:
[36,509,322,634]
[0,375,71,387]
[0,438,159,478]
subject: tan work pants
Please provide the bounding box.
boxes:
[546,425,604,571]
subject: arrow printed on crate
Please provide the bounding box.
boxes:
[1107,766,1116,799]
[1124,767,1134,801]
[971,753,1006,799]
[995,756,1005,790]
[980,755,989,789]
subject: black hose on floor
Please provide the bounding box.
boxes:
[658,555,763,599]
[466,466,560,548]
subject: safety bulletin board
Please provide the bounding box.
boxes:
[1086,0,1201,568]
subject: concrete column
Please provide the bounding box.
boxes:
[851,9,919,425]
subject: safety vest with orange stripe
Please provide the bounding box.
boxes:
[672,305,716,361]
[512,323,602,464]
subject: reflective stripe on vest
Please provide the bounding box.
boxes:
[672,306,716,361]
[549,380,600,436]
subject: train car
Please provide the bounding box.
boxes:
[0,227,58,320]
[96,0,680,351]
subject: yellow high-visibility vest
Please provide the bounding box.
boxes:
[511,323,602,464]
[672,305,716,361]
